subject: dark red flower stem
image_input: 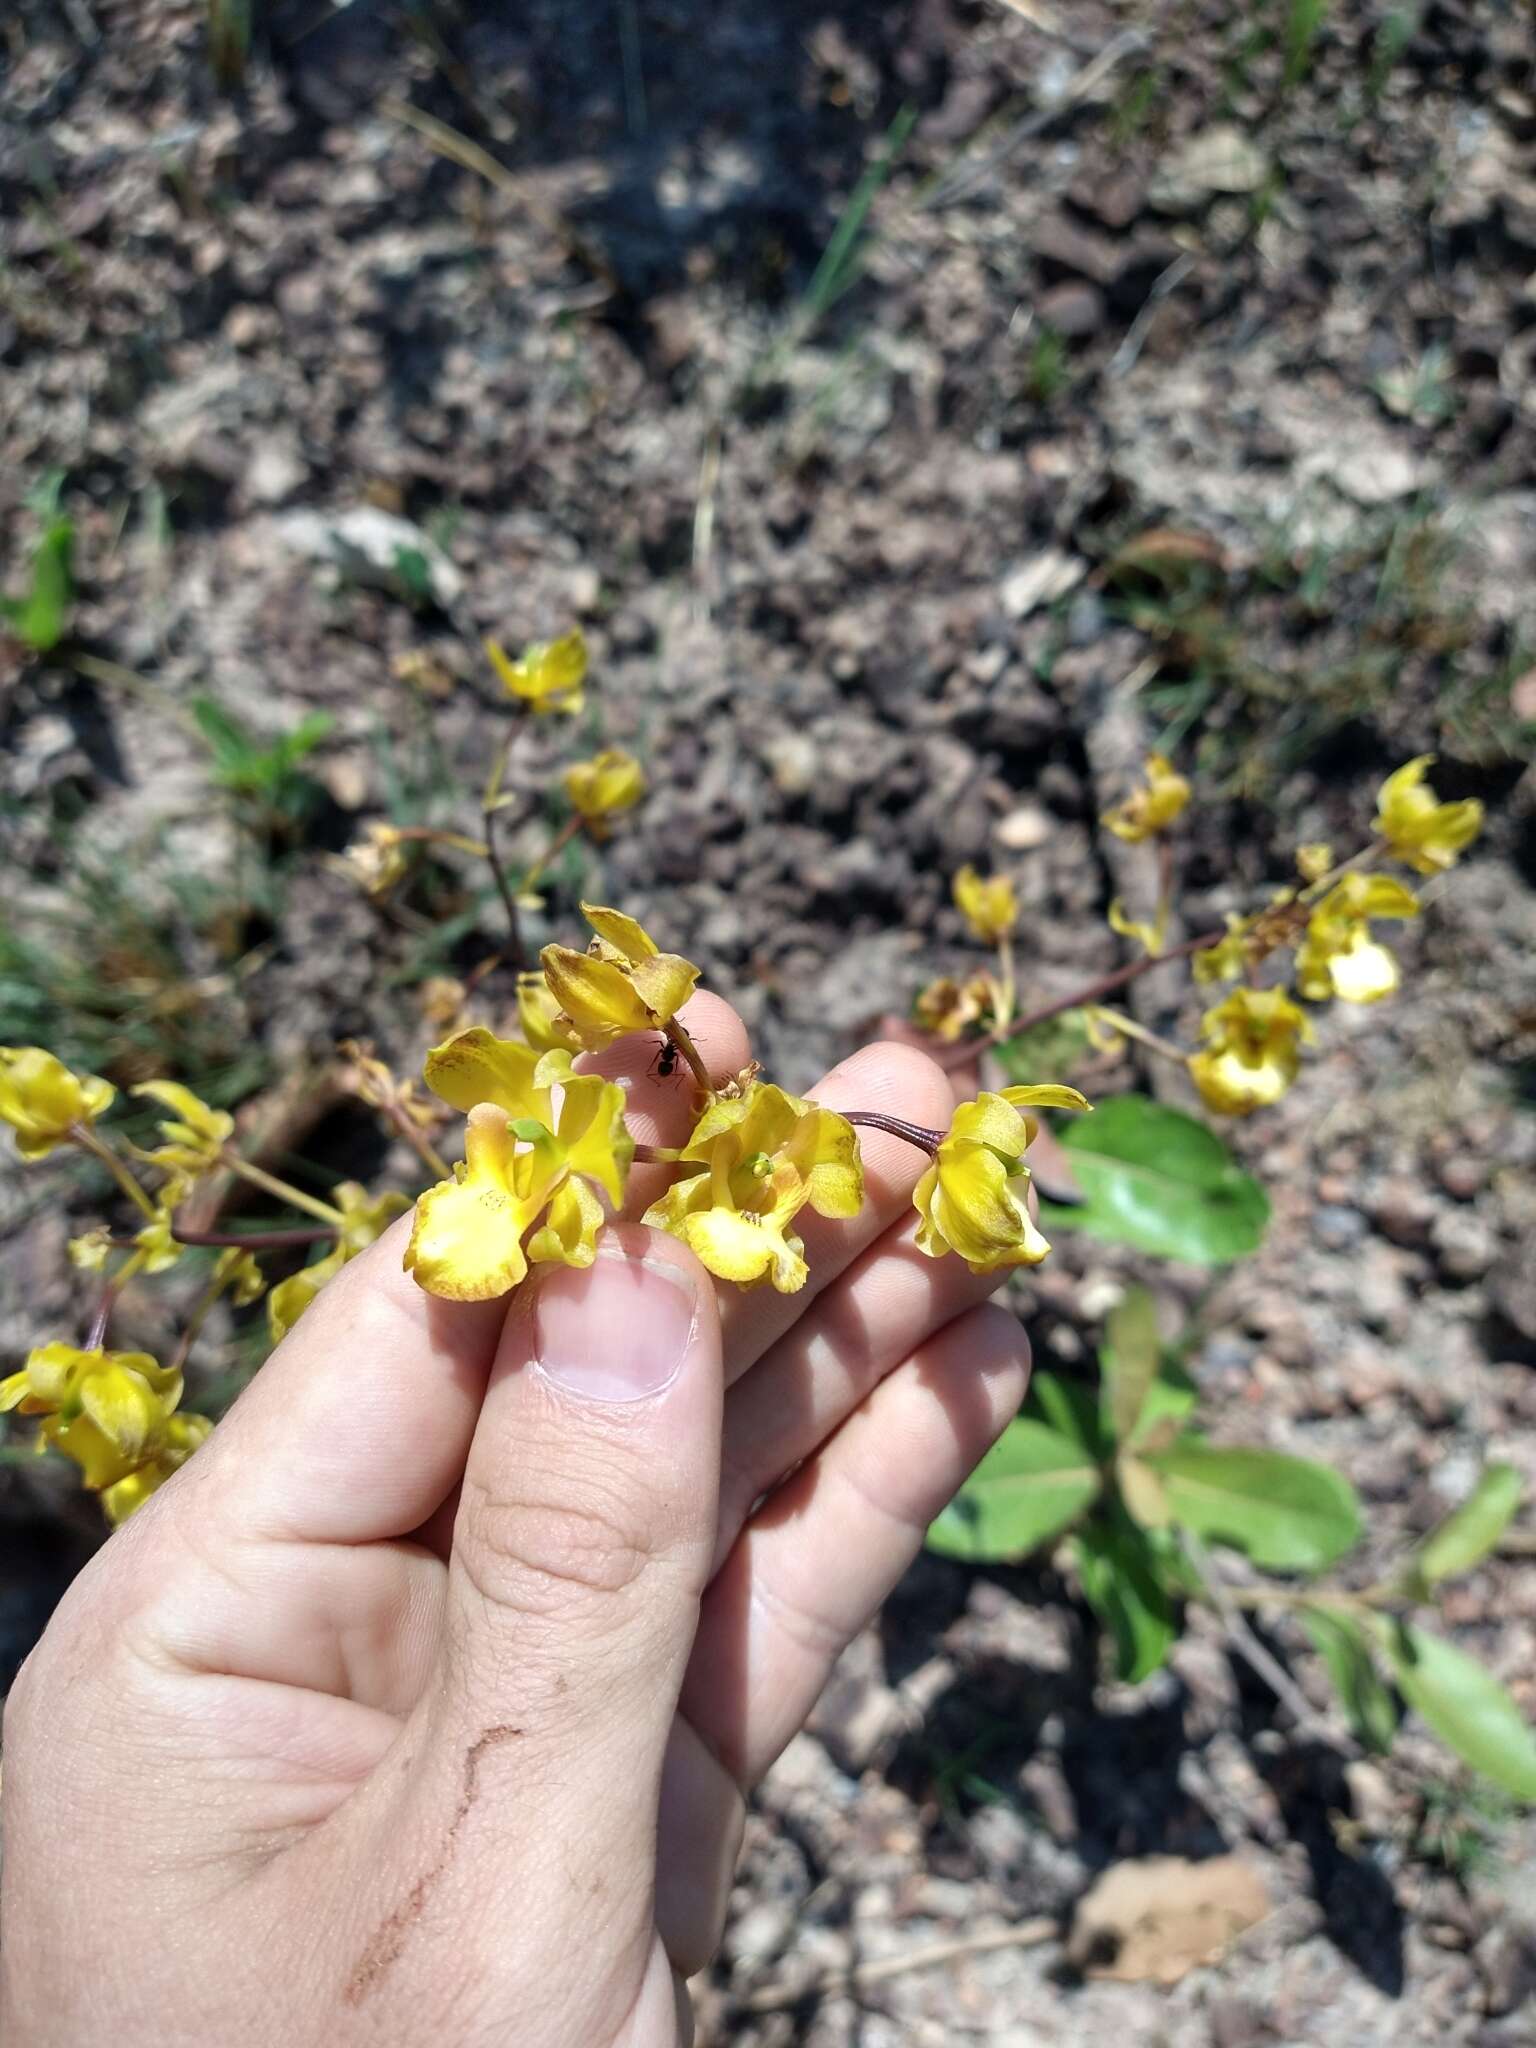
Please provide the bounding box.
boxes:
[841,1110,943,1154]
[932,927,1225,1072]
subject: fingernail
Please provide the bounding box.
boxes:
[534,1244,697,1404]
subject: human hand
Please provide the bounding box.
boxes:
[0,997,1031,2046]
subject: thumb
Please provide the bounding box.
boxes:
[355,1227,721,2019]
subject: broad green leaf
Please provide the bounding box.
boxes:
[1029,1370,1111,1461]
[1,516,74,652]
[1038,1095,1269,1264]
[927,1418,1101,1563]
[1382,1622,1536,1801]
[1074,1508,1177,1682]
[1150,1441,1361,1572]
[1103,1287,1160,1446]
[1303,1607,1397,1755]
[1415,1465,1523,1587]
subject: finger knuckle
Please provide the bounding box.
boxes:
[457,1471,656,1617]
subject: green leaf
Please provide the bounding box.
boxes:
[1150,1441,1361,1572]
[1,516,74,652]
[1382,1622,1536,1801]
[392,544,435,606]
[1038,1095,1269,1264]
[1415,1465,1523,1588]
[927,1417,1102,1564]
[1103,1287,1160,1446]
[1074,1507,1178,1682]
[1303,1607,1398,1755]
[1029,1370,1111,1461]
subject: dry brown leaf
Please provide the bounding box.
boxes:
[1106,528,1229,586]
[1066,1854,1270,1986]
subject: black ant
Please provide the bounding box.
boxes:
[650,1037,681,1080]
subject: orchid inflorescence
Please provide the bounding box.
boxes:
[917,753,1482,1119]
[0,915,1087,1520]
[0,608,1482,1530]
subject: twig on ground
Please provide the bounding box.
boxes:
[732,1916,1058,2016]
[925,30,1147,209]
[1181,1533,1331,1739]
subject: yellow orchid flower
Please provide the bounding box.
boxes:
[404,1026,634,1301]
[132,1080,234,1174]
[1296,874,1420,1004]
[215,1246,266,1306]
[67,1227,113,1273]
[1,1343,183,1466]
[1100,752,1191,843]
[913,1085,1091,1274]
[1188,987,1313,1117]
[1373,756,1483,874]
[101,1413,214,1526]
[0,1047,115,1159]
[644,1083,864,1293]
[404,1104,561,1301]
[914,973,994,1043]
[485,629,587,715]
[133,1200,187,1275]
[1191,913,1253,987]
[332,820,410,897]
[517,971,581,1054]
[541,903,701,1054]
[953,867,1019,945]
[267,1181,410,1341]
[563,749,646,825]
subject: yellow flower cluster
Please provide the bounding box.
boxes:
[1181,756,1481,1116]
[643,1084,863,1294]
[0,1342,212,1526]
[405,902,1089,1302]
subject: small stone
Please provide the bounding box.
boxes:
[761,732,817,796]
[1314,1204,1368,1251]
[1343,1759,1397,1837]
[273,506,464,607]
[1478,1923,1536,2017]
[999,548,1086,620]
[1037,280,1106,338]
[1438,1153,1489,1201]
[807,1666,901,1774]
[995,801,1054,851]
[1371,1178,1437,1248]
[1150,125,1268,212]
[725,1900,796,1969]
[244,435,309,506]
[969,1800,1035,1883]
[1031,212,1121,287]
[1433,1209,1498,1282]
